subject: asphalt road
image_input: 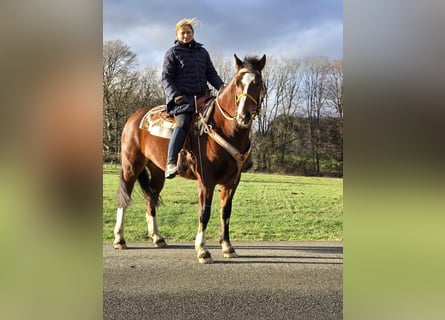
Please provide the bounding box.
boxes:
[103,241,343,320]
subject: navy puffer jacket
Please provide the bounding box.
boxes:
[162,40,224,115]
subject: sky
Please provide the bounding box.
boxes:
[103,0,342,69]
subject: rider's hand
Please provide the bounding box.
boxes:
[174,95,185,105]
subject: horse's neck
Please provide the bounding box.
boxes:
[212,87,250,149]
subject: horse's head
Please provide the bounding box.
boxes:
[232,54,266,128]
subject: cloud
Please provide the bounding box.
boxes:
[272,19,343,59]
[103,0,342,68]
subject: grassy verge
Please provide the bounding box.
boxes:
[103,165,343,243]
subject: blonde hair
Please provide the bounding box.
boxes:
[175,18,199,34]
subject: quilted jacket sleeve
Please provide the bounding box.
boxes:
[161,47,181,107]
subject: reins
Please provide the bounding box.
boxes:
[194,96,206,182]
[215,90,236,121]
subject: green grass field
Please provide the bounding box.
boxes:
[103,165,343,243]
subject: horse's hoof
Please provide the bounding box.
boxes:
[113,243,128,250]
[221,242,237,258]
[154,239,167,248]
[198,256,214,264]
[197,250,213,264]
[223,251,238,258]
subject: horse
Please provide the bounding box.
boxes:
[113,54,266,263]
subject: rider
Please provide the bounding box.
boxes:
[162,18,224,179]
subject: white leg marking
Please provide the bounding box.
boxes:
[195,230,206,251]
[114,207,125,240]
[113,208,127,249]
[146,214,162,243]
[195,230,213,263]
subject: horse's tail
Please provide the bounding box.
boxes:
[117,169,132,208]
[117,166,161,209]
[136,166,161,208]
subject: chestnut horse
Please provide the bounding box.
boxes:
[113,54,266,263]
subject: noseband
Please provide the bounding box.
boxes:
[235,92,261,121]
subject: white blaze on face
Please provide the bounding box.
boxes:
[237,72,256,116]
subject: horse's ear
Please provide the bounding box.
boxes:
[234,54,243,70]
[259,54,266,71]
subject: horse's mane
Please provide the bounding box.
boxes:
[241,55,264,71]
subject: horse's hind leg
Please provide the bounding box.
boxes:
[113,207,127,249]
[143,162,167,247]
[113,168,138,250]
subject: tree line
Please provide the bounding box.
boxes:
[103,39,343,177]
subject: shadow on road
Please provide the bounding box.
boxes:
[214,257,342,265]
[113,242,343,266]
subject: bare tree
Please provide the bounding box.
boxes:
[133,67,165,108]
[325,60,343,119]
[103,40,166,161]
[103,39,138,104]
[325,59,343,169]
[252,56,281,171]
[300,56,330,175]
[103,40,139,158]
[210,51,234,85]
[273,57,302,166]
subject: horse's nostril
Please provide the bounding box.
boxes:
[244,112,251,123]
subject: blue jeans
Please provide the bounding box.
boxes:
[167,112,193,165]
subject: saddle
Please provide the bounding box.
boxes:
[139,106,175,139]
[139,94,214,139]
[138,94,215,179]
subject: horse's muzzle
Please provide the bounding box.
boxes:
[237,112,252,127]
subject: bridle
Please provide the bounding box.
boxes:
[235,92,258,107]
[215,68,265,123]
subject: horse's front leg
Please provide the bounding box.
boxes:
[219,186,238,258]
[195,184,214,264]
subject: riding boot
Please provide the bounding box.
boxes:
[166,127,187,178]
